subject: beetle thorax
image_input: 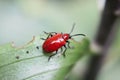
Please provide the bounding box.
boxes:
[62,33,70,41]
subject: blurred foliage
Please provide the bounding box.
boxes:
[97,19,120,80]
[0,35,90,80]
[0,0,120,80]
[0,0,99,45]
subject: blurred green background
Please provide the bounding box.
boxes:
[0,0,100,46]
[0,0,120,80]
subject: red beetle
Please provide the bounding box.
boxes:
[41,23,85,61]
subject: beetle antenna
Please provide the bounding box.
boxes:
[69,23,76,34]
[70,34,86,38]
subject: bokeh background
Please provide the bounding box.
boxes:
[0,0,120,80]
[0,0,101,46]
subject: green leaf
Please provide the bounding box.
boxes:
[0,35,90,80]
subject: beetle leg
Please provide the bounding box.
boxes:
[41,33,54,40]
[48,50,58,61]
[43,31,53,38]
[44,31,57,35]
[66,41,74,49]
[49,32,57,37]
[43,31,57,39]
[66,41,71,48]
[41,31,49,40]
[40,38,46,40]
[46,33,53,39]
[50,32,57,34]
[43,31,49,34]
[60,47,63,53]
[62,45,67,58]
[45,31,57,34]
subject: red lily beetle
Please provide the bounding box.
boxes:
[41,23,85,61]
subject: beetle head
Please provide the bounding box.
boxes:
[63,34,70,41]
